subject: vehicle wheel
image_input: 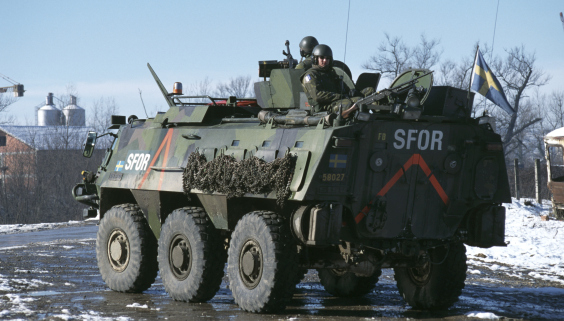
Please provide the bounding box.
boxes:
[96,203,158,292]
[317,268,382,297]
[227,211,298,313]
[158,207,226,302]
[555,208,564,220]
[394,242,467,310]
[293,268,308,285]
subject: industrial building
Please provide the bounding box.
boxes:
[0,93,93,188]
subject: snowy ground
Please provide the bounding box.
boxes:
[0,217,98,236]
[3,199,561,286]
[0,199,562,320]
[465,198,564,285]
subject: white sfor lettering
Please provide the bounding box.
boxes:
[141,154,151,170]
[125,152,152,171]
[393,129,443,151]
[406,129,418,149]
[125,153,134,170]
[431,131,443,150]
[132,154,140,170]
[418,130,430,150]
[393,129,405,149]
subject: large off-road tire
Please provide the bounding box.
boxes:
[293,268,308,287]
[394,242,467,310]
[96,203,158,292]
[317,268,382,297]
[227,211,298,313]
[158,207,226,302]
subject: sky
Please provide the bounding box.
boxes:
[1,0,563,125]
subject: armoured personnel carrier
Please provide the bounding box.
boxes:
[74,46,510,313]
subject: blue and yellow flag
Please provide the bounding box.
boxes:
[470,50,515,115]
[329,154,347,168]
[115,160,125,172]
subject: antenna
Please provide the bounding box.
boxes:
[343,0,351,63]
[490,0,500,60]
[138,89,149,118]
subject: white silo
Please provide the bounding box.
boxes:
[38,93,62,126]
[63,95,85,126]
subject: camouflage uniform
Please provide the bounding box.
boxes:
[301,65,374,113]
[295,56,313,71]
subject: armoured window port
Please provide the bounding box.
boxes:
[262,141,271,147]
[294,141,304,148]
[232,140,240,146]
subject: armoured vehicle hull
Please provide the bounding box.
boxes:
[74,58,510,313]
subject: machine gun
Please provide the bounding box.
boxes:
[336,69,434,123]
[282,40,295,69]
[357,70,433,109]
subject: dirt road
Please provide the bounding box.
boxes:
[0,223,563,320]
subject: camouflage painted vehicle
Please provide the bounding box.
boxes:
[74,49,510,313]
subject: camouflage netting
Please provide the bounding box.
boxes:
[183,151,296,207]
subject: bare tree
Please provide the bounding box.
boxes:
[544,90,564,130]
[215,76,254,98]
[362,33,442,80]
[89,97,119,148]
[491,46,551,157]
[185,77,215,104]
[0,91,17,124]
[413,34,442,70]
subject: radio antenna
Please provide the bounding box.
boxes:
[138,88,149,118]
[343,0,351,63]
[490,0,500,60]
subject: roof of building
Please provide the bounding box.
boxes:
[546,127,564,139]
[0,125,94,150]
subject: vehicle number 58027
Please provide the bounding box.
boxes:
[322,173,345,182]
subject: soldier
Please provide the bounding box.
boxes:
[295,36,319,71]
[301,44,373,118]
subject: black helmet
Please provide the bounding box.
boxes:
[299,36,319,57]
[312,44,333,66]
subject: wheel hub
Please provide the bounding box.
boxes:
[169,234,192,280]
[239,239,263,289]
[107,229,130,272]
[408,259,431,286]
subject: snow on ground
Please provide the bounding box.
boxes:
[465,311,500,319]
[466,198,564,284]
[0,217,98,235]
[0,199,562,319]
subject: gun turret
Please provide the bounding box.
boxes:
[282,40,296,69]
[355,69,433,120]
[357,70,433,107]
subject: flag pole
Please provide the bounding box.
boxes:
[467,45,480,116]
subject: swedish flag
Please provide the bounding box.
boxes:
[115,160,125,172]
[470,50,515,115]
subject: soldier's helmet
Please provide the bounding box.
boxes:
[299,36,319,58]
[312,44,333,66]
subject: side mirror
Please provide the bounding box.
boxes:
[83,131,97,158]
